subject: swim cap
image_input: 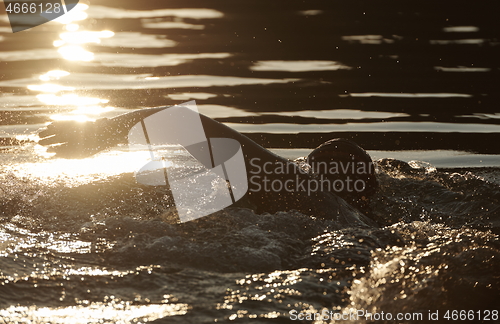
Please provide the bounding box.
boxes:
[306,138,378,203]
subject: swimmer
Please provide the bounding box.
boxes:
[38,105,378,228]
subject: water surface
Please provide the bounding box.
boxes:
[0,1,499,323]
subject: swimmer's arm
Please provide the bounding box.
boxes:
[38,106,282,163]
[38,106,170,158]
[104,106,170,134]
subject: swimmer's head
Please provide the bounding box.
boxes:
[306,138,378,204]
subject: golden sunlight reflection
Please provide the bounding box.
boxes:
[71,106,113,115]
[57,45,94,61]
[52,3,114,63]
[33,68,112,121]
[49,107,115,122]
[53,39,65,47]
[39,70,70,81]
[28,84,75,92]
[37,94,109,106]
[66,23,80,31]
[46,239,92,254]
[60,30,115,44]
[52,3,89,24]
[9,235,92,254]
[49,114,96,122]
[0,303,188,324]
[12,150,169,186]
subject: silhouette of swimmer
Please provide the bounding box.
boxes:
[38,106,378,227]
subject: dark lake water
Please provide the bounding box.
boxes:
[1,0,500,166]
[0,1,499,323]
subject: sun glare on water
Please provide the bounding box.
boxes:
[12,150,164,187]
[0,303,188,324]
[23,2,116,122]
